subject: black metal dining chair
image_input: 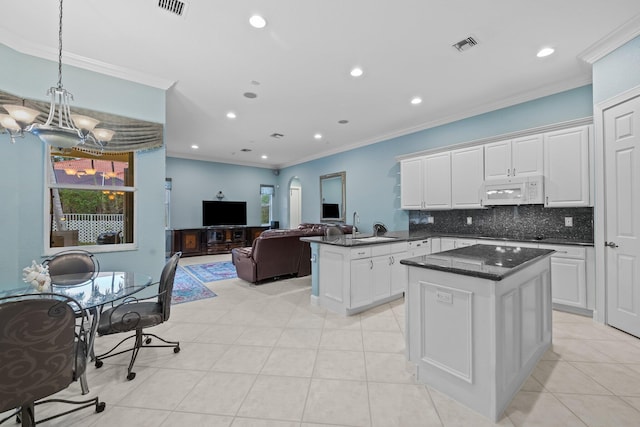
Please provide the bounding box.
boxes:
[43,249,100,286]
[0,293,105,427]
[93,252,182,380]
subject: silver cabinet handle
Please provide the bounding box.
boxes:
[507,168,511,176]
[370,260,374,269]
[513,168,516,176]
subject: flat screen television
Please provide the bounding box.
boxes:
[202,201,247,226]
[322,203,340,219]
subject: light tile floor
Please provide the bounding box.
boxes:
[6,254,640,426]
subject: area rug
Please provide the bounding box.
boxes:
[184,261,238,283]
[172,266,217,305]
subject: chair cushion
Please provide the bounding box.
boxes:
[97,301,163,335]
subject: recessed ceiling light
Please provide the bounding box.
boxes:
[338,119,349,124]
[226,112,237,119]
[537,47,555,58]
[191,145,199,149]
[350,67,364,77]
[261,154,268,159]
[249,15,266,29]
[243,92,258,99]
[314,133,322,140]
[411,97,422,105]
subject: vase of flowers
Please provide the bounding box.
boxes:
[23,260,52,292]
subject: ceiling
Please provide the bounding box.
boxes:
[2,1,640,169]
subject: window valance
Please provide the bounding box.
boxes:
[0,89,163,153]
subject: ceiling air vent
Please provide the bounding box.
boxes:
[158,0,187,17]
[452,37,478,52]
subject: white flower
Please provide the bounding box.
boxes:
[22,260,51,292]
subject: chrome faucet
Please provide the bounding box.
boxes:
[352,211,359,235]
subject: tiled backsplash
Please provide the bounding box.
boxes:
[409,205,593,242]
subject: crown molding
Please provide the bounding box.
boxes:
[578,13,640,64]
[280,76,592,169]
[0,30,176,90]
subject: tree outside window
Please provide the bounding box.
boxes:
[48,148,135,250]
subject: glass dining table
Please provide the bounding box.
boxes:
[1,271,153,394]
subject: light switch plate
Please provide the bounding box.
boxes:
[466,217,472,225]
[565,217,573,227]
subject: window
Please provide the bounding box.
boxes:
[47,147,135,252]
[260,185,274,226]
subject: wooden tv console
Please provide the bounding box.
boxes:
[170,226,269,257]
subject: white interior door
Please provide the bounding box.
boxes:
[289,186,301,229]
[604,94,640,338]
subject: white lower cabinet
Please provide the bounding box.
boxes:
[538,244,591,310]
[319,242,407,315]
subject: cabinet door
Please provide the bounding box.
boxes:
[550,257,587,308]
[544,126,590,207]
[451,146,484,208]
[401,157,424,209]
[512,134,543,177]
[372,255,392,301]
[440,238,456,251]
[351,258,374,308]
[484,140,511,180]
[390,252,408,295]
[423,152,452,209]
[319,246,349,310]
[180,230,202,254]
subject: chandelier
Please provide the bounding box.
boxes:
[0,0,114,148]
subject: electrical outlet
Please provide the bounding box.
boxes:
[427,216,434,224]
[466,217,472,225]
[565,217,573,227]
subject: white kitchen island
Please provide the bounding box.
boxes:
[400,244,554,422]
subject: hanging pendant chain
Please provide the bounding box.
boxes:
[57,0,64,89]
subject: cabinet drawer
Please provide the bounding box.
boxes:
[351,247,372,259]
[390,242,408,254]
[372,244,391,257]
[456,238,478,247]
[538,244,586,259]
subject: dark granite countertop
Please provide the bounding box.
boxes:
[300,230,593,247]
[399,244,555,281]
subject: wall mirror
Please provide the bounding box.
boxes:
[320,171,346,223]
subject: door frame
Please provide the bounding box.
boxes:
[288,177,302,229]
[593,83,640,324]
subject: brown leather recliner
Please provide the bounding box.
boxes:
[231,224,353,284]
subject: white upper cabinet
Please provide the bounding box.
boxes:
[401,152,452,210]
[484,135,543,180]
[512,134,544,177]
[484,140,511,180]
[451,146,484,208]
[544,125,590,207]
[400,157,424,209]
[423,152,452,210]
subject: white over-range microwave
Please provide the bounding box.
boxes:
[482,175,544,205]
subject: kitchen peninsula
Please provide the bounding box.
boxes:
[400,244,554,421]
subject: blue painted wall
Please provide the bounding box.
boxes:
[277,85,594,232]
[593,35,640,104]
[166,157,279,228]
[0,44,167,290]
